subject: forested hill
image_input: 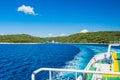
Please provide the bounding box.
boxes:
[45,31,120,43]
[0,34,44,43]
[65,31,120,43]
[0,31,120,43]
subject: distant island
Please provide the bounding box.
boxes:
[0,31,120,43]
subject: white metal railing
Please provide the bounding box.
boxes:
[85,53,105,70]
[31,68,120,80]
[108,42,120,55]
[85,57,95,70]
[110,41,120,44]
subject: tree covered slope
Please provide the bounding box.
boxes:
[0,31,120,43]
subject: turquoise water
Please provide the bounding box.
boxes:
[0,43,120,80]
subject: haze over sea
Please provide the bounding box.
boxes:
[0,43,120,80]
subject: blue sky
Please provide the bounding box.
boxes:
[0,0,120,37]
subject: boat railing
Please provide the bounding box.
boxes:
[85,57,95,70]
[31,68,120,80]
[110,41,120,45]
[108,41,120,55]
[85,53,105,70]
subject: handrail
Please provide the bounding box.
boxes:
[108,43,120,55]
[31,68,120,80]
[110,41,120,44]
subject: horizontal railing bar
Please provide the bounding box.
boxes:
[33,68,120,75]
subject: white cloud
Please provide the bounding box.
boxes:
[17,5,37,15]
[80,29,88,33]
[59,33,66,36]
[48,34,53,37]
[47,33,66,37]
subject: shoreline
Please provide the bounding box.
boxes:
[0,42,42,44]
[0,42,108,45]
[68,43,108,45]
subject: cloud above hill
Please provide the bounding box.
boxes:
[80,29,88,33]
[48,34,53,37]
[17,5,37,15]
[59,33,66,36]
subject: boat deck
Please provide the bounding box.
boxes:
[112,52,120,72]
[86,52,120,80]
[86,64,96,80]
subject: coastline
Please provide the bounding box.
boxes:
[0,42,42,44]
[65,42,108,45]
[0,42,108,45]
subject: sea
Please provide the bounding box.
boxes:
[0,43,120,80]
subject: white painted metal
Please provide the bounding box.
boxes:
[107,43,120,58]
[107,44,111,54]
[31,74,35,80]
[31,68,120,80]
[49,71,52,80]
[75,72,77,80]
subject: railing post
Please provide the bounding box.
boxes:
[31,73,35,80]
[49,70,52,80]
[67,77,69,80]
[75,72,77,80]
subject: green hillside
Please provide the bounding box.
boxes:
[46,31,120,43]
[0,34,44,43]
[67,31,120,43]
[0,31,120,43]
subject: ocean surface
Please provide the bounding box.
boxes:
[0,43,120,80]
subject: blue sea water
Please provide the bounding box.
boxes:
[0,43,120,80]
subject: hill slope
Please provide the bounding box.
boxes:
[46,31,120,43]
[0,34,44,43]
[0,31,120,43]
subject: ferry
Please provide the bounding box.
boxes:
[31,41,120,80]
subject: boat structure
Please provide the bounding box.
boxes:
[31,41,120,80]
[84,41,120,80]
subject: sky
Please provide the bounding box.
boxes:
[0,0,120,37]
